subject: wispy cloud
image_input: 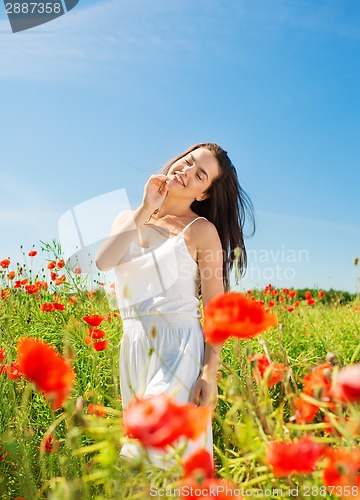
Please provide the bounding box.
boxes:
[1,0,359,82]
[0,0,203,82]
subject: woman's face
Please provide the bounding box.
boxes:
[167,147,220,201]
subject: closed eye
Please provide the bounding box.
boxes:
[185,155,195,166]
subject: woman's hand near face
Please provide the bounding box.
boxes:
[141,174,169,213]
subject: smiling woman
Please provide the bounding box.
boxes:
[95,142,255,468]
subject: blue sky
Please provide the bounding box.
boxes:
[0,0,359,292]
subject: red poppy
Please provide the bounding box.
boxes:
[305,290,312,300]
[83,314,104,327]
[203,292,278,344]
[87,403,108,417]
[249,353,286,387]
[332,364,360,403]
[88,328,106,340]
[287,306,294,312]
[303,363,332,398]
[182,448,214,479]
[47,261,56,270]
[53,302,65,311]
[0,259,10,268]
[14,280,22,288]
[0,289,11,300]
[0,361,23,380]
[307,299,316,306]
[37,280,48,290]
[0,348,5,363]
[7,271,15,280]
[123,393,211,449]
[289,290,297,298]
[57,260,65,268]
[294,396,320,424]
[28,250,37,257]
[318,290,325,298]
[25,283,41,294]
[16,337,75,410]
[295,363,333,423]
[41,302,65,312]
[322,448,360,497]
[55,275,66,286]
[271,288,278,296]
[68,295,78,304]
[266,435,327,477]
[40,433,60,453]
[41,303,56,312]
[93,340,109,351]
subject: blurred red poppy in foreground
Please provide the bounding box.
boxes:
[322,448,360,497]
[87,403,108,417]
[16,337,75,410]
[266,435,327,477]
[249,353,286,387]
[124,393,211,449]
[182,448,214,479]
[203,292,278,344]
[294,363,333,423]
[331,364,360,403]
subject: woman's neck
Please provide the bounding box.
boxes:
[156,198,194,219]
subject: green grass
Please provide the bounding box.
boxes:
[1,246,360,499]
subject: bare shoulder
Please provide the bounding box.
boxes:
[111,209,135,235]
[190,218,221,249]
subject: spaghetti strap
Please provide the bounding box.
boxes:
[182,216,207,233]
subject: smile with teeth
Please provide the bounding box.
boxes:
[174,173,186,187]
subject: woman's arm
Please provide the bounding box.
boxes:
[192,221,224,409]
[95,207,149,271]
[95,175,169,271]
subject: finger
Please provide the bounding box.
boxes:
[158,179,169,194]
[150,174,169,183]
[192,386,201,406]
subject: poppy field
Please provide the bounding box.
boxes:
[1,245,360,499]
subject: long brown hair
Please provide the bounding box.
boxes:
[162,143,255,290]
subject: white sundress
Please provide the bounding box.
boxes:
[113,217,213,469]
